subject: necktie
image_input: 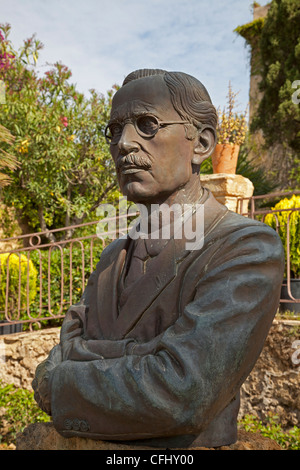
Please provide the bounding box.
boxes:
[124,237,170,288]
[124,238,149,287]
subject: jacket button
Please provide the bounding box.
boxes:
[73,418,81,431]
[64,419,73,430]
[80,420,90,432]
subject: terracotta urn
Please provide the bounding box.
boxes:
[211,143,240,174]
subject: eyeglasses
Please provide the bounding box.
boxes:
[105,114,190,145]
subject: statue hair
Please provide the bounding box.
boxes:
[122,69,218,134]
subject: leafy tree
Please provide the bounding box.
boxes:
[0,24,120,242]
[251,0,300,153]
[236,0,300,187]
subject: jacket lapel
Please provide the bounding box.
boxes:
[93,189,228,340]
[113,190,228,337]
[94,236,129,339]
[113,238,177,337]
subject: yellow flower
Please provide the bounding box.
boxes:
[18,139,29,153]
[56,126,61,133]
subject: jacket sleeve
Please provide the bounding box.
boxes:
[50,224,285,440]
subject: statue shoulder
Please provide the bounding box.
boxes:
[217,209,285,259]
[94,236,128,270]
[101,235,128,256]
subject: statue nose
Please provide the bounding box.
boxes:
[118,123,140,155]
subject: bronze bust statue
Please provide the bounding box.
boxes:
[33,69,284,448]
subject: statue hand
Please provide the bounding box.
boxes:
[32,344,62,415]
[60,316,84,361]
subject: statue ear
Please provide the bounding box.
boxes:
[192,127,216,165]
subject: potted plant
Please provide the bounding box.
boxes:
[0,252,37,334]
[264,194,300,314]
[212,83,248,174]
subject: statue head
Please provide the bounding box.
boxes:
[106,69,217,204]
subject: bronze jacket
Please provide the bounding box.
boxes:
[34,189,285,447]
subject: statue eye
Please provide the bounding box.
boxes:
[105,122,123,143]
[136,115,159,136]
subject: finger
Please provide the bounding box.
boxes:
[61,328,82,342]
[61,318,82,336]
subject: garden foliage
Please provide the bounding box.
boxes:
[235,0,300,188]
[0,23,121,240]
[0,381,50,446]
[0,252,37,318]
[252,0,300,155]
[264,195,300,278]
[215,83,248,146]
[240,413,300,450]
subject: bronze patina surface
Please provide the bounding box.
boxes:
[33,69,284,448]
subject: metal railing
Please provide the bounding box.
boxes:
[0,191,299,331]
[237,190,300,311]
[0,212,136,331]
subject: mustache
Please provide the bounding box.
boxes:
[116,153,152,172]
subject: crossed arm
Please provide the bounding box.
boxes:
[32,312,164,415]
[32,224,284,439]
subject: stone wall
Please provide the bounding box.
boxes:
[200,174,254,214]
[0,328,60,389]
[0,320,299,428]
[239,320,300,428]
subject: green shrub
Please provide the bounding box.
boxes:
[0,381,50,445]
[264,195,300,278]
[240,414,300,450]
[0,253,38,319]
